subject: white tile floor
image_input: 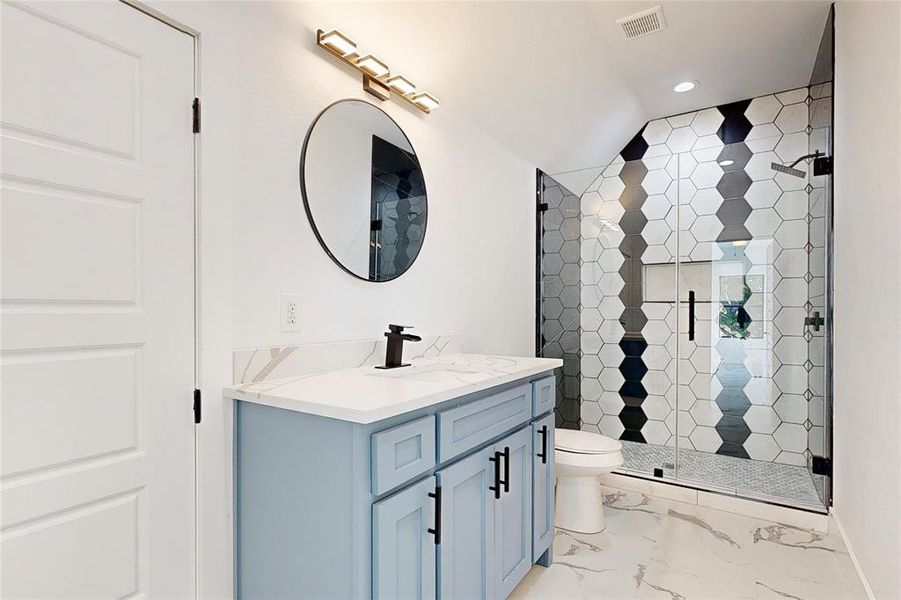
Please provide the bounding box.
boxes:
[511,486,865,599]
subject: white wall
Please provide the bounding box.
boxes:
[833,2,901,598]
[222,4,535,352]
[147,2,537,597]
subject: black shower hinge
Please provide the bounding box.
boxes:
[370,219,383,231]
[538,202,549,213]
[192,98,201,134]
[811,455,831,476]
[193,388,202,424]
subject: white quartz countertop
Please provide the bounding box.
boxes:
[224,353,562,424]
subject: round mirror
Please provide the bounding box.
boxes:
[301,99,428,282]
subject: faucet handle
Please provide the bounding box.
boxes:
[388,324,414,334]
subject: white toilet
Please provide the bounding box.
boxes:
[554,428,624,534]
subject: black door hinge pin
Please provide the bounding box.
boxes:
[193,388,202,424]
[192,98,201,134]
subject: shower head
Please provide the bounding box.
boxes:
[770,162,807,178]
[770,151,823,179]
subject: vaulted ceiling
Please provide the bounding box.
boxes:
[309,1,831,177]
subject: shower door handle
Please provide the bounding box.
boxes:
[688,290,696,341]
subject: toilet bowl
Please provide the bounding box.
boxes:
[554,429,623,534]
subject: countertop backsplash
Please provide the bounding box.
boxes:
[232,333,462,384]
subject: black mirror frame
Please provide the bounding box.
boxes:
[299,98,428,283]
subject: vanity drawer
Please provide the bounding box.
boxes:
[437,383,531,462]
[532,375,555,416]
[371,415,436,496]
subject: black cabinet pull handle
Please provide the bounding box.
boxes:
[688,290,696,342]
[488,451,501,499]
[537,426,548,464]
[500,446,510,493]
[427,486,441,545]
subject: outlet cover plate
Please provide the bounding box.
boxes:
[280,293,302,332]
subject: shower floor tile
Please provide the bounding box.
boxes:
[618,440,825,508]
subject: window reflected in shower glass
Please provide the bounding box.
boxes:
[718,274,764,339]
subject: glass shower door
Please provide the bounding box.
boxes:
[580,157,679,479]
[674,139,828,509]
[537,172,581,429]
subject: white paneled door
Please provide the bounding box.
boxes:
[1,1,195,597]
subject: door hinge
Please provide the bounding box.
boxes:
[811,455,831,476]
[193,388,202,424]
[192,98,201,134]
[538,202,549,213]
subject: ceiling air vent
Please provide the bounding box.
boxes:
[617,6,666,40]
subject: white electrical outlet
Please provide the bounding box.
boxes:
[280,294,302,332]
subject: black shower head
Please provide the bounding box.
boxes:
[771,151,823,178]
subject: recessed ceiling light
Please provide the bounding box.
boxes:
[718,159,734,166]
[673,80,697,93]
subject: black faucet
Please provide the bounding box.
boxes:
[376,324,421,369]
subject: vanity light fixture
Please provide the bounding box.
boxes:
[411,92,440,112]
[387,75,416,96]
[318,29,357,56]
[356,54,390,77]
[673,80,697,93]
[316,28,440,114]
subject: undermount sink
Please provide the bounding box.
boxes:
[368,363,483,383]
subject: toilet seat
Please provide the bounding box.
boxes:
[555,428,622,455]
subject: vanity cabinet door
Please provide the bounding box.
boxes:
[531,413,555,564]
[436,446,496,600]
[373,476,438,600]
[492,427,533,599]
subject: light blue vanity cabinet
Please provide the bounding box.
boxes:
[373,476,438,599]
[436,445,495,598]
[492,426,534,599]
[435,425,533,599]
[531,412,555,565]
[233,364,558,600]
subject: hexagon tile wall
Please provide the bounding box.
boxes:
[539,175,582,429]
[577,86,827,467]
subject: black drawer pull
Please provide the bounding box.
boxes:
[537,426,548,464]
[427,486,441,545]
[488,451,502,499]
[500,446,510,493]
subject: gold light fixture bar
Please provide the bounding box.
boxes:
[316,29,440,114]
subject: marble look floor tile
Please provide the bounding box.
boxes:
[511,485,864,600]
